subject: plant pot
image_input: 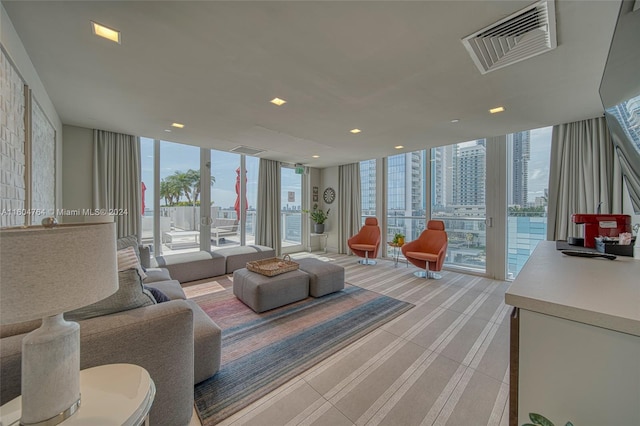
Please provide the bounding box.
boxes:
[397,237,404,245]
[314,223,325,234]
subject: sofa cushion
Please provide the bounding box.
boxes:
[143,268,172,284]
[218,245,275,274]
[145,280,187,300]
[155,251,226,283]
[65,269,155,321]
[117,246,147,280]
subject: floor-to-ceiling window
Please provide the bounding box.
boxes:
[431,140,487,273]
[140,137,155,246]
[360,159,376,225]
[281,166,303,252]
[387,151,427,246]
[140,137,267,254]
[245,156,260,245]
[158,141,201,254]
[209,150,241,249]
[506,127,551,278]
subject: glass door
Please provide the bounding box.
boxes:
[280,166,303,253]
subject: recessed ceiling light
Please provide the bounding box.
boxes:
[450,119,460,123]
[164,129,172,133]
[395,145,404,149]
[489,106,505,114]
[171,122,185,129]
[270,97,287,106]
[312,155,320,158]
[91,21,121,44]
[350,129,362,134]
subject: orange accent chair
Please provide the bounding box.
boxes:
[348,217,381,265]
[402,220,448,279]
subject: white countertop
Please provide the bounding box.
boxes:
[505,241,640,336]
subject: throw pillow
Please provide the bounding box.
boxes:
[65,269,155,322]
[143,285,171,303]
[117,246,147,280]
[117,235,141,262]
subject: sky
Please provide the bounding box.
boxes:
[141,138,301,212]
[141,127,552,213]
[527,126,552,200]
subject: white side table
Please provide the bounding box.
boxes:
[0,364,155,426]
[309,233,328,253]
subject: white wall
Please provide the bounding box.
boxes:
[1,3,62,208]
[61,125,93,211]
[321,166,340,252]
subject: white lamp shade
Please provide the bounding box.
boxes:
[0,222,119,324]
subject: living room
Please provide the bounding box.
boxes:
[1,1,639,426]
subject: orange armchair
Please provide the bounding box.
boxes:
[347,217,381,265]
[402,220,448,279]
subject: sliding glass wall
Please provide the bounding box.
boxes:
[360,159,376,225]
[386,151,428,251]
[506,127,551,278]
[245,156,260,245]
[141,138,260,255]
[431,140,487,273]
[210,151,241,249]
[281,166,303,252]
[140,137,155,247]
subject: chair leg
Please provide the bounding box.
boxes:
[413,264,441,279]
[427,270,442,280]
[358,251,377,265]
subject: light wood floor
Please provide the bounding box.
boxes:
[191,252,511,426]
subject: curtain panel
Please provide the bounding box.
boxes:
[93,130,141,239]
[337,163,362,253]
[547,116,623,241]
[256,159,281,255]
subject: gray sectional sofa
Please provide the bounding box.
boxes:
[0,241,223,426]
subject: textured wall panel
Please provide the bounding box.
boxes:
[0,48,26,227]
[30,96,56,224]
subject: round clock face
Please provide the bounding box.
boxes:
[323,187,336,204]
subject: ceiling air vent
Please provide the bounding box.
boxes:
[462,0,557,74]
[230,145,265,156]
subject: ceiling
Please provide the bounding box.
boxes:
[2,0,622,168]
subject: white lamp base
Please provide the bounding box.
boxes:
[21,314,81,426]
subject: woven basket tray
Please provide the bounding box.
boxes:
[246,254,299,277]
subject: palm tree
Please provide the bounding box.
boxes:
[159,177,182,206]
[159,170,215,206]
[187,169,215,204]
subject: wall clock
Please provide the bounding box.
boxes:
[323,187,336,204]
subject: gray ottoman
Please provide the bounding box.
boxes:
[296,258,345,297]
[233,268,309,313]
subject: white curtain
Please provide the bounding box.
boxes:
[547,116,624,241]
[93,130,141,239]
[256,159,281,255]
[337,163,361,253]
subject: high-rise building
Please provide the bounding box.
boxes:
[453,141,486,206]
[509,130,531,207]
[360,159,376,217]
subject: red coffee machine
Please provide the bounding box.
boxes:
[571,214,632,248]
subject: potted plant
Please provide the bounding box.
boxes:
[522,412,573,426]
[392,232,405,245]
[303,204,330,234]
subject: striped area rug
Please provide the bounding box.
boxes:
[189,275,414,425]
